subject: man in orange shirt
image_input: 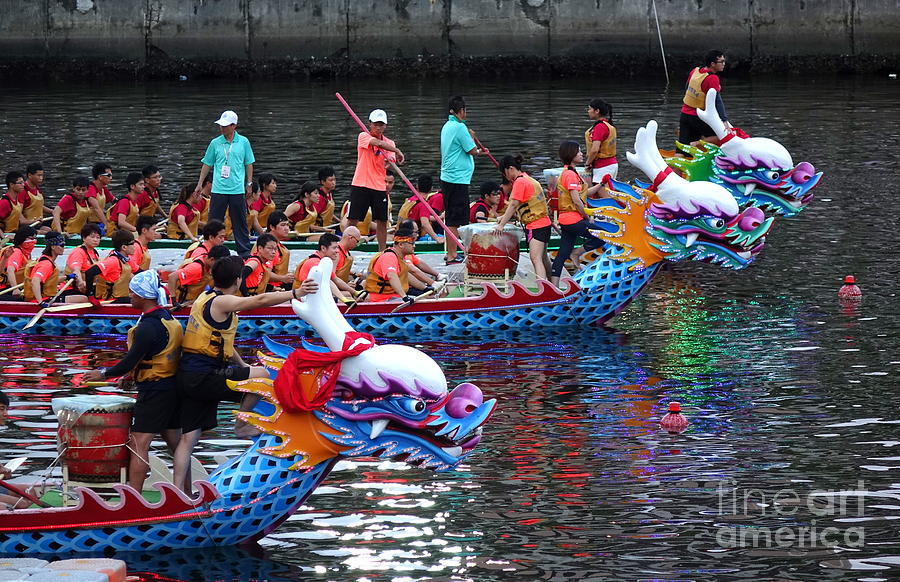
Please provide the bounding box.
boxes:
[183,219,227,260]
[363,230,431,302]
[347,109,405,252]
[168,243,231,307]
[335,225,362,285]
[240,233,278,296]
[129,215,159,274]
[293,233,355,301]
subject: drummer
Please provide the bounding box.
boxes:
[173,256,318,493]
[82,270,182,491]
[363,228,432,302]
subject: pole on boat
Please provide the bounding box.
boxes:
[651,0,670,85]
[0,479,51,508]
[473,137,501,169]
[334,92,465,253]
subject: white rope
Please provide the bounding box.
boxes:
[651,0,670,85]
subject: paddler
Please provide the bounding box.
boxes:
[50,177,92,235]
[168,244,231,307]
[63,223,102,295]
[107,172,144,234]
[130,215,159,274]
[167,185,202,241]
[284,181,322,237]
[0,225,38,298]
[293,233,356,301]
[24,230,67,305]
[22,163,52,228]
[81,230,136,305]
[363,227,432,302]
[82,270,182,491]
[679,50,731,146]
[172,255,318,494]
[335,225,362,286]
[183,219,227,260]
[0,172,25,237]
[492,155,552,281]
[313,166,337,228]
[239,233,279,296]
[86,163,114,232]
[249,173,277,236]
[137,165,166,218]
[252,212,292,290]
[397,219,442,290]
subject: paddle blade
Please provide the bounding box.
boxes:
[22,308,47,330]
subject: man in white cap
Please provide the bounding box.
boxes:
[347,109,405,252]
[83,270,183,491]
[193,110,256,257]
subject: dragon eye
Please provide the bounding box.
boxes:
[766,170,780,180]
[706,218,725,229]
[399,399,427,414]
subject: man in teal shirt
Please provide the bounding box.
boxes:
[439,96,489,264]
[194,110,255,257]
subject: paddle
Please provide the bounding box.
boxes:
[334,92,465,253]
[0,283,24,297]
[0,479,50,508]
[42,299,114,313]
[390,288,435,313]
[22,278,75,330]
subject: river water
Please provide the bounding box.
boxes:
[1,75,900,581]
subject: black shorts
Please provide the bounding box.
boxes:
[440,181,471,227]
[348,186,389,222]
[678,112,716,144]
[131,388,181,434]
[177,366,251,433]
[527,225,552,244]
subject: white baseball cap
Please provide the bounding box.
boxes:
[368,109,388,124]
[214,110,239,126]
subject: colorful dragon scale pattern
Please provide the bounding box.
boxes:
[0,259,496,553]
[664,89,822,217]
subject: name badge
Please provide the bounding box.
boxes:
[220,165,231,179]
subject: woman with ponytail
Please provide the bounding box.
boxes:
[584,99,618,187]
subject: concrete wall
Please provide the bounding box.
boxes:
[0,0,896,66]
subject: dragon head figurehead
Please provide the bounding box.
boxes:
[691,89,822,216]
[589,119,772,270]
[232,258,496,473]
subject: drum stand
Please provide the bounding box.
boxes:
[61,464,127,506]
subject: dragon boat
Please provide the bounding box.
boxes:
[0,258,497,554]
[1,107,821,336]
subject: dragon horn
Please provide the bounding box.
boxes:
[697,89,729,141]
[626,120,668,182]
[291,257,353,351]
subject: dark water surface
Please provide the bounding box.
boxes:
[2,76,900,581]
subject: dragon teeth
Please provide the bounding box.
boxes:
[742,183,756,195]
[441,446,463,457]
[685,233,699,248]
[370,419,388,439]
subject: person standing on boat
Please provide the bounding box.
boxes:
[679,50,732,146]
[168,244,231,308]
[194,110,255,258]
[130,215,159,274]
[82,230,136,305]
[440,96,491,265]
[584,99,618,187]
[107,172,145,234]
[24,231,66,304]
[21,163,52,226]
[137,165,166,219]
[363,229,431,302]
[293,232,356,301]
[51,177,92,235]
[0,172,26,237]
[64,222,102,294]
[82,270,183,492]
[173,255,318,494]
[86,163,114,233]
[492,155,553,281]
[0,225,37,298]
[313,166,337,228]
[550,141,607,286]
[348,109,405,253]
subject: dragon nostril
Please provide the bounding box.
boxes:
[738,206,765,230]
[465,404,476,413]
[792,162,814,184]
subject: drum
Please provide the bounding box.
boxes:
[461,223,520,280]
[52,395,135,483]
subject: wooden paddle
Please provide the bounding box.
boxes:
[390,288,435,313]
[334,92,465,253]
[0,283,24,297]
[22,278,75,329]
[42,299,114,313]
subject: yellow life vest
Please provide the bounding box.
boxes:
[0,248,31,288]
[140,188,161,217]
[336,245,353,282]
[94,251,133,300]
[63,245,99,277]
[514,175,549,226]
[0,193,23,233]
[167,202,200,239]
[683,67,710,109]
[585,120,617,161]
[292,206,318,235]
[59,194,92,235]
[173,257,209,303]
[364,248,409,296]
[24,255,58,302]
[129,311,183,383]
[182,290,237,362]
[253,197,277,230]
[133,240,151,272]
[21,186,44,221]
[106,197,139,235]
[315,197,335,227]
[555,168,588,214]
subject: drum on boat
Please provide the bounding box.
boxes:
[460,223,520,280]
[52,395,135,483]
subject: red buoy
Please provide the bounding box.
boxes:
[660,401,689,434]
[838,275,862,300]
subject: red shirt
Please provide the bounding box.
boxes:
[681,67,721,116]
[409,192,444,221]
[287,203,311,224]
[249,194,272,213]
[589,122,617,169]
[192,196,208,215]
[18,183,41,205]
[172,202,195,223]
[56,194,88,220]
[87,183,114,205]
[136,187,159,212]
[312,188,333,215]
[109,197,135,222]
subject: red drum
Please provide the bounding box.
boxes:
[466,228,519,280]
[54,396,134,483]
